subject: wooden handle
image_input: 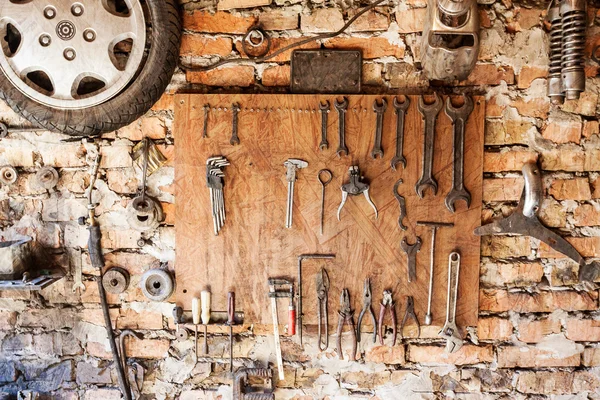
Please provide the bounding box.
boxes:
[192,297,200,325]
[201,290,211,325]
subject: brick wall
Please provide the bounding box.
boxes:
[0,0,599,398]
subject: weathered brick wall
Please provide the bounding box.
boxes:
[0,0,599,398]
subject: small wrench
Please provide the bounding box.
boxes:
[371,98,387,159]
[319,101,330,150]
[415,93,442,198]
[203,103,210,138]
[230,103,240,145]
[400,237,421,283]
[445,95,473,213]
[72,247,85,293]
[391,96,410,170]
[335,98,349,157]
[393,179,407,231]
[439,252,463,354]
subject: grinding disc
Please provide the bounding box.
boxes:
[140,268,174,301]
[102,267,130,294]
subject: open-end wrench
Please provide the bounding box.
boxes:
[439,252,463,354]
[393,179,408,231]
[400,237,421,283]
[335,98,349,157]
[371,98,387,159]
[391,96,410,170]
[72,247,85,293]
[230,103,241,145]
[415,93,442,198]
[319,101,330,150]
[445,95,473,213]
[203,104,210,138]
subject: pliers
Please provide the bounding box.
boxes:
[356,278,377,343]
[336,289,357,361]
[378,290,397,346]
[337,166,378,220]
[316,268,330,351]
[400,296,420,339]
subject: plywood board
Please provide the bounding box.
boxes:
[174,94,484,332]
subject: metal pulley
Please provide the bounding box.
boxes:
[35,167,59,190]
[140,268,174,302]
[126,196,164,232]
[102,267,130,294]
[0,166,18,185]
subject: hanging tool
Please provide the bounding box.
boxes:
[334,97,349,156]
[297,254,335,347]
[400,296,420,339]
[559,0,586,101]
[172,306,189,341]
[192,297,200,361]
[233,368,274,400]
[268,279,294,379]
[378,290,397,347]
[227,292,235,373]
[319,100,330,150]
[0,165,17,186]
[417,221,454,325]
[202,104,210,138]
[547,1,564,104]
[284,159,308,229]
[336,289,357,361]
[206,156,230,236]
[118,329,143,399]
[445,95,473,213]
[337,166,378,220]
[356,278,377,344]
[231,103,241,145]
[71,246,85,293]
[415,94,442,198]
[371,98,387,159]
[316,268,330,351]
[201,290,211,355]
[474,161,600,282]
[393,179,408,231]
[391,96,410,171]
[439,252,463,353]
[318,169,333,236]
[400,237,421,283]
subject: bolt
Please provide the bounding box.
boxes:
[39,34,51,47]
[63,48,76,61]
[43,6,57,19]
[83,29,96,42]
[71,3,84,16]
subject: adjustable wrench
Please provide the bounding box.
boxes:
[445,95,473,213]
[334,98,349,157]
[400,237,421,283]
[230,103,241,145]
[319,101,330,150]
[371,98,387,159]
[391,96,410,170]
[393,179,408,231]
[415,94,442,198]
[439,252,463,354]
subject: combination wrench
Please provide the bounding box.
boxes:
[319,101,330,150]
[391,96,410,170]
[445,95,473,213]
[371,98,387,159]
[415,93,442,198]
[439,252,463,354]
[334,98,349,157]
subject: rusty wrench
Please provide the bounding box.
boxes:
[319,100,330,150]
[230,103,241,145]
[415,93,442,198]
[400,237,421,283]
[391,96,410,170]
[445,95,473,213]
[371,98,387,159]
[335,98,349,157]
[393,179,408,231]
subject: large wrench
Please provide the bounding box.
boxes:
[445,95,473,213]
[391,96,410,170]
[319,101,330,150]
[415,93,442,198]
[439,252,463,354]
[371,98,387,159]
[400,237,421,283]
[335,98,349,157]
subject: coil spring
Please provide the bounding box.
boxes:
[561,8,586,72]
[548,9,563,78]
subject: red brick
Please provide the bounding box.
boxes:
[484,150,538,173]
[573,204,600,226]
[516,371,573,394]
[88,338,169,359]
[217,0,271,11]
[408,345,494,365]
[480,262,544,287]
[497,346,580,368]
[480,289,598,313]
[482,178,523,202]
[235,37,319,63]
[363,63,383,86]
[479,9,492,29]
[323,37,405,59]
[183,11,257,34]
[583,120,599,138]
[151,94,174,112]
[180,35,233,57]
[561,91,599,117]
[517,319,562,343]
[540,149,585,171]
[341,371,391,389]
[262,65,291,87]
[301,9,344,33]
[566,319,600,342]
[187,66,255,87]
[482,236,532,259]
[517,65,548,89]
[365,345,405,364]
[584,149,600,171]
[0,311,17,330]
[538,237,600,258]
[117,116,167,141]
[542,117,582,144]
[259,10,299,31]
[395,8,427,33]
[514,7,543,30]
[347,9,390,32]
[458,64,515,86]
[549,178,592,201]
[593,177,600,199]
[477,317,513,340]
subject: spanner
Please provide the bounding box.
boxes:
[439,252,463,354]
[391,96,410,170]
[334,98,349,157]
[371,98,387,159]
[393,179,408,231]
[203,103,210,138]
[230,103,241,145]
[415,93,442,198]
[319,101,330,150]
[400,237,421,283]
[72,246,85,293]
[445,95,473,213]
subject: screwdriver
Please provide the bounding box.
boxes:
[192,297,200,361]
[201,290,211,355]
[227,291,235,373]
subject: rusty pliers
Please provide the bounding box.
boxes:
[316,268,330,351]
[400,296,420,339]
[356,278,377,344]
[378,290,397,346]
[336,289,357,361]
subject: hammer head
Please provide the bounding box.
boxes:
[284,159,308,181]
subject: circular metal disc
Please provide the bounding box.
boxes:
[0,166,18,185]
[102,267,130,294]
[35,167,59,189]
[140,268,174,302]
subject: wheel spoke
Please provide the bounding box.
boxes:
[48,67,78,100]
[86,52,123,87]
[94,8,140,43]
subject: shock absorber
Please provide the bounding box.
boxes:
[560,0,586,100]
[547,1,564,104]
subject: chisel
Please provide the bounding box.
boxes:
[201,290,211,355]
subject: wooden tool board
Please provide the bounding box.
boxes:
[174,94,484,330]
